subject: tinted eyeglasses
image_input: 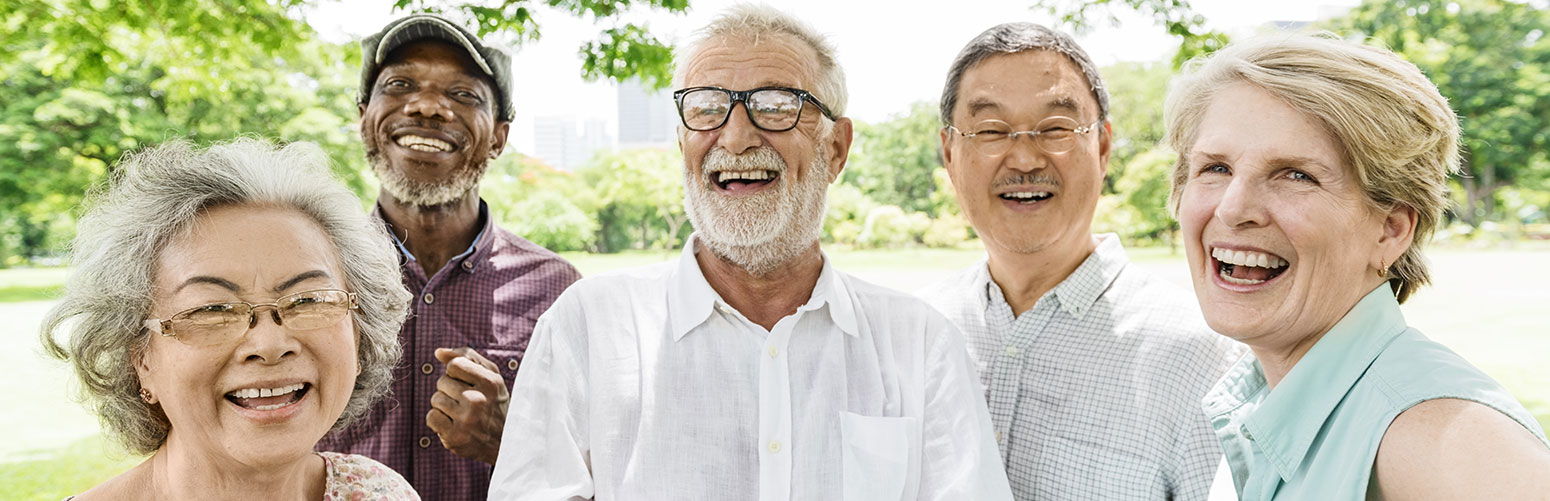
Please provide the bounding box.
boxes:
[144,289,358,346]
[673,86,837,132]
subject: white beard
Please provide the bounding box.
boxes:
[365,140,487,207]
[683,145,830,276]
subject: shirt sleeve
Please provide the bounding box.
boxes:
[488,294,594,501]
[917,317,1015,501]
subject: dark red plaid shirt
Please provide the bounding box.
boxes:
[319,203,579,500]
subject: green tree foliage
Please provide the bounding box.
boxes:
[1098,60,1171,192]
[395,0,689,89]
[482,154,598,251]
[579,148,688,252]
[844,102,943,215]
[1033,0,1228,67]
[1327,0,1550,225]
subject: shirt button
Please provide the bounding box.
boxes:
[995,431,1004,443]
[767,346,778,358]
[418,436,431,448]
[423,293,434,304]
[1240,425,1254,441]
[507,359,519,371]
[420,363,434,375]
[462,260,473,270]
[1004,346,1018,357]
[767,440,781,453]
[717,304,733,315]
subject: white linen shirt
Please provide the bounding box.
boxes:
[490,237,1012,501]
[918,234,1245,500]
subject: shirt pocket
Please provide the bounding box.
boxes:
[840,412,919,501]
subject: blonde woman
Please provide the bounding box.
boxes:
[1165,34,1550,498]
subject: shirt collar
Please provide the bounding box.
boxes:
[372,200,494,273]
[1209,284,1409,483]
[666,233,858,341]
[978,233,1128,320]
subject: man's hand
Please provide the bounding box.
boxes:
[427,347,510,465]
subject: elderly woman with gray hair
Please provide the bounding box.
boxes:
[1165,34,1550,499]
[41,139,418,499]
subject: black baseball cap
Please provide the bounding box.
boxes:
[358,13,515,122]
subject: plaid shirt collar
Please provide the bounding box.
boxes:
[372,200,494,273]
[975,233,1128,321]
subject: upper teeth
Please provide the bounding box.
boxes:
[396,135,452,152]
[1213,247,1287,269]
[716,170,775,183]
[1003,191,1051,199]
[228,383,305,399]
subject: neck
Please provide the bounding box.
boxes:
[696,239,824,331]
[1254,278,1388,388]
[985,234,1099,317]
[147,435,323,501]
[378,189,482,276]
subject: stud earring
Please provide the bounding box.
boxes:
[1377,259,1388,278]
[139,388,155,404]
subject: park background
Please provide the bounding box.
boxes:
[1,0,1547,499]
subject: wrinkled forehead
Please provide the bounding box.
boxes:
[956,50,1099,122]
[680,33,820,90]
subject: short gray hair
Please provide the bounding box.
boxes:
[40,138,411,455]
[1163,34,1460,303]
[940,22,1110,127]
[673,3,848,118]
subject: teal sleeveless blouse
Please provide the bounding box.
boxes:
[1202,286,1550,499]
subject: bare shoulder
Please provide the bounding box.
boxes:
[1371,398,1550,500]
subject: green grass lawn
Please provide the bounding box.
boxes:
[2,243,1545,498]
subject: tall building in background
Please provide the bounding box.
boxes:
[617,80,679,149]
[532,116,614,170]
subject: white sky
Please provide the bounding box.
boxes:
[304,0,1361,156]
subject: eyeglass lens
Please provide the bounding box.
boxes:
[965,117,1088,156]
[679,88,805,131]
[166,289,352,345]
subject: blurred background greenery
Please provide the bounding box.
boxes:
[2,0,1547,499]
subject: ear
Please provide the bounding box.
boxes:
[1375,204,1418,270]
[357,102,367,118]
[490,121,511,158]
[939,126,955,167]
[132,342,155,395]
[824,117,855,182]
[1097,121,1113,177]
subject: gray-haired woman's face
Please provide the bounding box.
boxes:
[1176,82,1392,351]
[134,203,359,465]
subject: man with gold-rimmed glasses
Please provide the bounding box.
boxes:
[490,5,1011,500]
[918,22,1245,500]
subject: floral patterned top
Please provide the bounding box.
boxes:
[321,451,420,500]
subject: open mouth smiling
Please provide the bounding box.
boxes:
[225,382,309,411]
[999,191,1053,204]
[1212,247,1290,286]
[394,134,455,153]
[712,169,780,193]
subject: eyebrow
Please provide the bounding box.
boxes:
[172,270,332,295]
[275,270,332,293]
[964,96,1085,119]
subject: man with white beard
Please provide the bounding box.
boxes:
[487,5,1011,501]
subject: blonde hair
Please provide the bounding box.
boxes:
[1164,33,1460,303]
[673,3,848,118]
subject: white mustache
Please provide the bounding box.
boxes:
[702,147,787,182]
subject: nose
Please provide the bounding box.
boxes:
[403,90,455,122]
[1214,176,1268,228]
[714,102,763,155]
[1000,134,1047,173]
[242,305,298,364]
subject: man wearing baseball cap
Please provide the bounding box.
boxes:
[317,13,580,499]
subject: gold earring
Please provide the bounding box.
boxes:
[139,388,155,404]
[1377,259,1388,278]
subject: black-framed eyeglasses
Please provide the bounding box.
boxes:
[947,117,1104,157]
[673,86,837,132]
[143,289,359,347]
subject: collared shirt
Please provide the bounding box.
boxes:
[918,234,1245,500]
[1204,285,1550,500]
[489,235,1013,501]
[319,201,580,500]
